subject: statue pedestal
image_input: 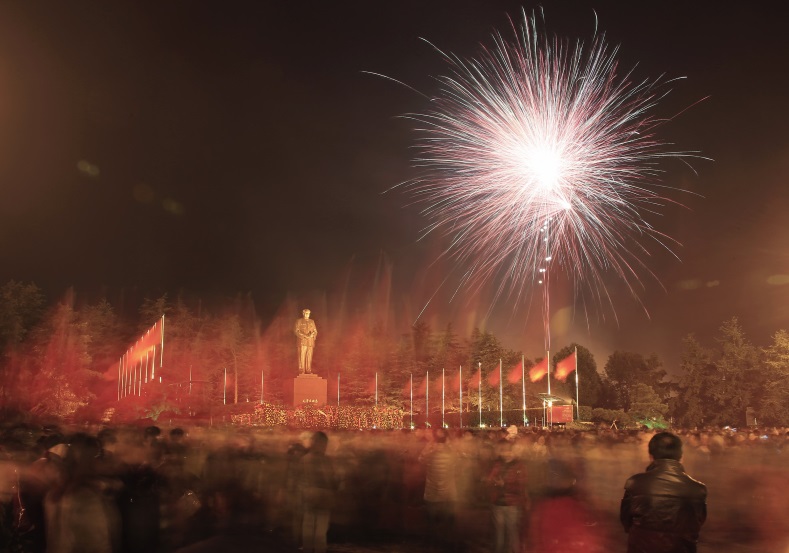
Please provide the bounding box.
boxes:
[289,374,327,408]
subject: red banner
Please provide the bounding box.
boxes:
[549,405,574,423]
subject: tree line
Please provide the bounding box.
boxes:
[1,280,787,426]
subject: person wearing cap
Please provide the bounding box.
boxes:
[620,432,707,553]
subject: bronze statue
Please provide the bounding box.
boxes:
[294,308,317,374]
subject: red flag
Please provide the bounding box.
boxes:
[555,351,577,382]
[507,362,523,384]
[414,376,428,397]
[366,375,377,394]
[432,375,444,395]
[487,367,501,387]
[115,318,163,374]
[450,369,462,392]
[529,358,549,382]
[468,370,481,389]
[329,374,339,398]
[402,377,413,397]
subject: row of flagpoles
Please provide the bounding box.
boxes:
[117,316,165,400]
[321,347,580,426]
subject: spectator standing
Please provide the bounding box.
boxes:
[530,458,606,553]
[486,440,529,553]
[620,432,707,553]
[298,431,336,553]
[418,428,458,552]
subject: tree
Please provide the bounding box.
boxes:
[466,329,521,411]
[0,280,46,406]
[0,280,45,351]
[22,291,96,418]
[674,334,715,426]
[674,318,761,427]
[412,321,432,365]
[759,329,789,425]
[138,295,170,330]
[429,323,468,410]
[711,317,760,426]
[214,313,251,404]
[603,351,667,411]
[81,299,124,374]
[431,323,466,373]
[629,383,669,423]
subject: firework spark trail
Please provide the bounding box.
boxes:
[404,12,697,344]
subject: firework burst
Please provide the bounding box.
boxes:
[404,11,698,331]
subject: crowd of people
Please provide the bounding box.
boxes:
[0,420,787,553]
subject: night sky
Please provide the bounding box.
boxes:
[1,1,787,370]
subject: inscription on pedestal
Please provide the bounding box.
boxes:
[289,374,328,407]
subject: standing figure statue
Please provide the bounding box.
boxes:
[294,309,318,374]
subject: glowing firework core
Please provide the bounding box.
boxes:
[520,146,563,191]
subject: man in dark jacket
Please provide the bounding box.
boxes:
[620,432,707,553]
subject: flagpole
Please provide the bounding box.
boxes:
[547,350,551,396]
[499,359,503,427]
[478,362,482,427]
[426,370,429,428]
[117,358,121,401]
[546,350,552,426]
[410,373,413,429]
[441,368,445,428]
[521,355,526,426]
[459,365,463,429]
[574,346,580,420]
[159,315,164,373]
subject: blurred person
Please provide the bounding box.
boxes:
[418,427,458,552]
[283,437,308,546]
[298,431,336,553]
[165,428,188,463]
[620,432,707,553]
[348,438,392,540]
[142,426,165,466]
[96,429,119,467]
[530,458,607,552]
[44,433,121,553]
[12,434,68,553]
[158,429,202,551]
[454,429,482,505]
[118,427,164,553]
[486,440,529,553]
